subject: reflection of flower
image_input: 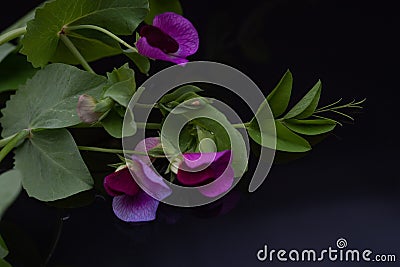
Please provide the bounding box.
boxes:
[137,12,199,64]
[104,138,171,222]
[176,150,234,197]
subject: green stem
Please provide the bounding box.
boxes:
[232,122,251,129]
[65,25,138,53]
[136,122,162,130]
[0,130,29,163]
[0,133,18,148]
[0,26,26,45]
[135,103,157,109]
[59,34,95,74]
[315,98,366,113]
[78,146,163,157]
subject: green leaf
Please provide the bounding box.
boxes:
[101,109,124,138]
[178,125,197,152]
[145,0,183,24]
[104,64,136,107]
[102,107,136,138]
[21,0,149,67]
[0,235,8,259]
[0,44,15,63]
[50,30,122,65]
[246,119,276,149]
[192,118,229,151]
[185,104,248,176]
[247,120,311,152]
[275,120,311,152]
[284,80,322,119]
[125,52,151,74]
[266,70,293,118]
[0,53,37,93]
[14,129,93,201]
[283,119,336,135]
[0,170,22,220]
[0,258,11,267]
[160,85,203,104]
[0,63,107,137]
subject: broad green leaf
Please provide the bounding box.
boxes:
[0,63,107,137]
[51,30,122,65]
[0,53,37,93]
[125,52,151,74]
[0,170,22,219]
[284,80,322,119]
[0,44,15,63]
[266,70,293,118]
[145,0,183,24]
[104,64,136,107]
[21,0,149,67]
[0,258,11,267]
[14,129,93,201]
[275,120,311,152]
[283,119,336,135]
[0,235,8,259]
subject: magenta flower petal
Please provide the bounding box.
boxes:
[198,166,234,197]
[152,12,199,58]
[136,37,188,65]
[177,167,215,186]
[181,150,232,173]
[176,150,234,193]
[112,192,159,222]
[104,168,140,197]
[134,137,161,165]
[130,156,172,200]
[181,152,217,171]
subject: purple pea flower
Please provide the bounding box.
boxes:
[104,138,171,222]
[136,12,199,64]
[176,150,234,197]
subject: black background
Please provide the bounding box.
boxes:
[1,0,399,266]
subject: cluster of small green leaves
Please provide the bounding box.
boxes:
[0,0,183,204]
[157,85,248,177]
[247,70,365,152]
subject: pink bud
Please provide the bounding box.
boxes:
[77,94,101,123]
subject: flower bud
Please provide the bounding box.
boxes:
[77,94,101,123]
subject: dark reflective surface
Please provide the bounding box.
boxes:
[1,0,399,266]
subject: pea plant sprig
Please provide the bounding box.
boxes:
[0,0,364,264]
